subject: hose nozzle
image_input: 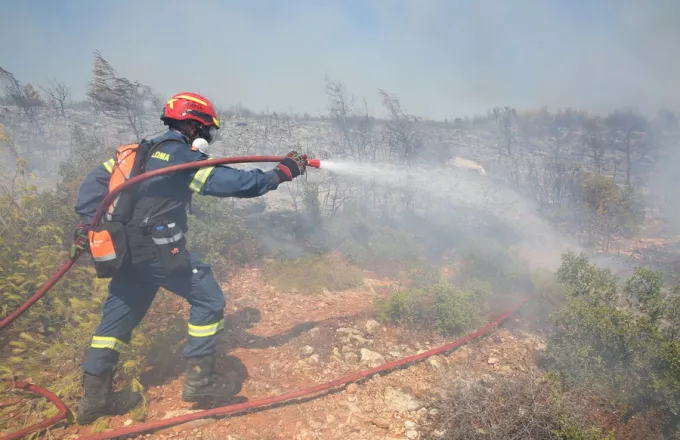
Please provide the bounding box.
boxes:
[306,158,321,169]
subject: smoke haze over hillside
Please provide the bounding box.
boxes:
[1,0,679,119]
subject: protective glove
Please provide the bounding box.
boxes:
[70,223,90,260]
[274,151,308,182]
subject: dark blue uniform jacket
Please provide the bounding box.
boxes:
[74,130,280,260]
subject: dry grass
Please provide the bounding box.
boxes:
[261,253,364,294]
[429,367,613,440]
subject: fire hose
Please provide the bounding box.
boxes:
[2,297,530,440]
[0,154,531,439]
[0,382,69,440]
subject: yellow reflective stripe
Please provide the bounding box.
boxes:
[189,166,215,193]
[188,320,225,337]
[103,158,115,173]
[175,94,207,106]
[90,336,128,353]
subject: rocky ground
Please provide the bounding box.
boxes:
[47,264,542,440]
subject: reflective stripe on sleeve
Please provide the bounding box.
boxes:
[103,158,115,173]
[90,336,128,353]
[189,166,215,193]
[188,320,225,338]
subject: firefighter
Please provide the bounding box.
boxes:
[70,92,307,424]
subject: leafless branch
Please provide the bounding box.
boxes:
[39,79,71,117]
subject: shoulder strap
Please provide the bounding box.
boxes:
[104,138,171,223]
[105,137,194,225]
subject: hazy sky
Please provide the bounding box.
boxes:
[1,0,678,120]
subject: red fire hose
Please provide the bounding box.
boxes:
[0,381,69,440]
[1,296,530,440]
[0,154,531,439]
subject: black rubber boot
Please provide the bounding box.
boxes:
[182,354,241,402]
[76,371,142,425]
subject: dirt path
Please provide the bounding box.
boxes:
[54,268,544,440]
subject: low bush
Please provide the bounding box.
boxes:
[542,251,680,433]
[377,278,492,336]
[429,368,614,440]
[403,263,445,288]
[578,171,645,253]
[530,268,569,325]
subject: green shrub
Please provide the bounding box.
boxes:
[530,268,568,324]
[377,278,491,336]
[578,172,645,253]
[261,253,364,294]
[405,263,444,288]
[543,251,680,429]
[0,180,111,429]
[187,195,260,278]
[0,127,155,431]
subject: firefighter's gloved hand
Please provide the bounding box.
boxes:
[274,151,307,182]
[70,223,90,260]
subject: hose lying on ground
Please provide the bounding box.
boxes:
[0,381,69,440]
[1,296,530,440]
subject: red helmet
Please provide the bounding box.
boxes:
[161,92,220,142]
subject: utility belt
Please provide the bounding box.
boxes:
[88,219,191,279]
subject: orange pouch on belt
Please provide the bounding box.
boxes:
[88,221,129,278]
